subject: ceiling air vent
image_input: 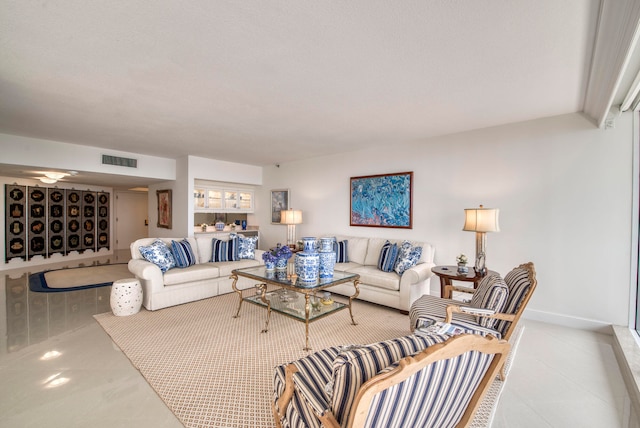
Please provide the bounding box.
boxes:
[102,154,138,168]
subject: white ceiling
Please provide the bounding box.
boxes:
[0,0,607,171]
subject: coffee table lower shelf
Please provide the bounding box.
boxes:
[231,266,360,351]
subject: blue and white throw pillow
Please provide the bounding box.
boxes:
[393,240,423,275]
[335,240,349,263]
[211,236,239,262]
[237,235,259,259]
[171,239,196,268]
[377,241,399,272]
[139,239,176,273]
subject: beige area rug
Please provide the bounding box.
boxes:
[44,264,132,288]
[94,292,522,428]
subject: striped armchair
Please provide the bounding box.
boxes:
[272,334,510,428]
[409,262,537,342]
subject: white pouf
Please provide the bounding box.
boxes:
[110,278,143,316]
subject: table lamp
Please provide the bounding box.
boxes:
[280,209,303,248]
[463,205,500,276]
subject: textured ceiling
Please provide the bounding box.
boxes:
[0,1,600,167]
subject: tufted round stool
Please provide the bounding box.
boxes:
[110,278,143,316]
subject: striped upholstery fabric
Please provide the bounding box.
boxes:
[335,240,349,263]
[361,349,494,428]
[377,241,398,272]
[408,294,501,337]
[273,346,341,428]
[495,266,532,337]
[469,274,509,328]
[330,334,447,424]
[211,237,239,262]
[171,239,196,268]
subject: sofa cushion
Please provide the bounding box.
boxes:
[214,258,261,277]
[211,237,239,262]
[364,238,387,266]
[237,234,259,259]
[347,266,401,291]
[195,233,234,264]
[330,334,447,425]
[139,239,176,273]
[469,274,509,328]
[335,240,349,263]
[171,239,196,268]
[336,236,368,265]
[377,240,399,272]
[394,240,422,275]
[163,263,220,286]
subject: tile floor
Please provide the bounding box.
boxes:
[0,252,637,427]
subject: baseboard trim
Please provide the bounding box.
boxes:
[523,308,613,334]
[612,326,640,421]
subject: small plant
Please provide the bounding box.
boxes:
[262,244,292,263]
[456,253,468,265]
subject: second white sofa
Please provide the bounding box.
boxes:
[326,235,435,313]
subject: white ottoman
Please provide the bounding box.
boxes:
[110,278,143,316]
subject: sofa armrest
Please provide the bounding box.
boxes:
[128,259,164,292]
[400,262,435,286]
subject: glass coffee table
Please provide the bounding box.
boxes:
[231,266,360,350]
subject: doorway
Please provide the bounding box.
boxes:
[115,191,148,250]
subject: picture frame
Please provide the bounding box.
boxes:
[157,189,172,229]
[271,189,290,224]
[350,172,413,229]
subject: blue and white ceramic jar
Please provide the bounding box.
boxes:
[295,237,320,284]
[275,257,288,271]
[265,260,276,271]
[318,237,336,279]
[301,237,317,253]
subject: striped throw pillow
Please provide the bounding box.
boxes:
[211,236,239,262]
[377,241,398,272]
[335,240,349,263]
[171,239,196,268]
[469,274,509,329]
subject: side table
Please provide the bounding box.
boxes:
[431,266,499,299]
[110,278,143,316]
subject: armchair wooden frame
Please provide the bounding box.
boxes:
[443,262,537,342]
[273,334,511,428]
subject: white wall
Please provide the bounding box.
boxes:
[258,112,633,330]
[147,155,263,238]
[0,133,176,181]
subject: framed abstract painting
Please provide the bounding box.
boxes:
[350,172,413,229]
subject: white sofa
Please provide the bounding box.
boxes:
[327,235,435,313]
[128,234,265,311]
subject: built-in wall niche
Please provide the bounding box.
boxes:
[4,184,110,262]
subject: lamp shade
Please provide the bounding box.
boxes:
[281,209,303,225]
[463,206,500,233]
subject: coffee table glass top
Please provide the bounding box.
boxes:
[244,288,347,322]
[232,266,358,290]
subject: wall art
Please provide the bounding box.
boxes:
[270,189,290,224]
[350,171,413,229]
[157,189,172,229]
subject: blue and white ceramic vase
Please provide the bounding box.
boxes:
[318,237,336,279]
[275,257,288,271]
[301,237,318,253]
[295,237,320,284]
[265,260,276,271]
